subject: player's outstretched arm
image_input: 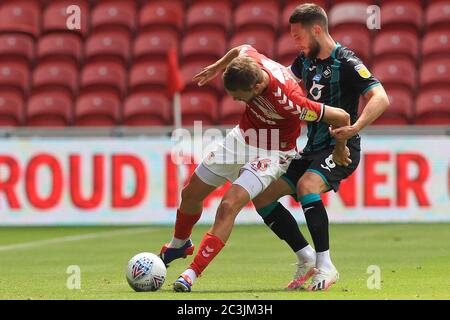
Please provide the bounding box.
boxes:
[193,45,250,86]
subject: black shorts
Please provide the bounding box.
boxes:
[281,139,361,200]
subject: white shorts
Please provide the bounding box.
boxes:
[195,126,296,199]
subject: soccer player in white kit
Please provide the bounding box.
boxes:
[158,45,351,292]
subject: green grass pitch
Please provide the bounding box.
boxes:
[0,224,449,300]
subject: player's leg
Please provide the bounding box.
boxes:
[173,170,259,292]
[252,177,316,289]
[159,164,223,266]
[253,158,317,289]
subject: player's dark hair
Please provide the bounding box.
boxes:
[289,3,328,32]
[223,56,263,92]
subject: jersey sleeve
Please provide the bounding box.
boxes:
[289,55,304,80]
[278,85,325,123]
[344,56,381,96]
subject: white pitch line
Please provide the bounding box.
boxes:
[0,227,156,252]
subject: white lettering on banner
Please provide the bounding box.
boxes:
[0,137,448,224]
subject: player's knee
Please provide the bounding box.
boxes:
[297,178,318,196]
[217,199,239,222]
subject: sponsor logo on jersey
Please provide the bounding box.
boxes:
[309,81,325,101]
[354,64,371,79]
[323,66,332,78]
[313,74,322,82]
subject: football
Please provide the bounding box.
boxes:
[126,252,167,292]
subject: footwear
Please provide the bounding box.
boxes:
[306,267,339,291]
[286,261,316,290]
[158,239,195,266]
[173,274,193,292]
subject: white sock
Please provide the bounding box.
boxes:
[182,268,197,283]
[295,245,316,264]
[316,250,335,271]
[168,237,188,248]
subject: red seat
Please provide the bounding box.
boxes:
[42,0,89,36]
[123,92,171,126]
[85,29,131,66]
[139,1,183,33]
[373,59,417,93]
[234,1,279,34]
[277,32,298,66]
[373,88,412,125]
[129,61,167,94]
[422,30,450,60]
[219,95,245,126]
[332,28,371,64]
[0,90,24,126]
[425,1,450,31]
[181,92,219,126]
[415,89,450,125]
[0,0,40,38]
[80,61,127,98]
[373,30,419,62]
[0,34,34,66]
[32,61,78,98]
[91,0,136,33]
[133,29,178,62]
[380,2,423,34]
[420,58,450,90]
[181,30,227,62]
[186,2,231,35]
[27,91,72,127]
[329,3,368,31]
[75,91,120,127]
[37,33,83,65]
[181,59,222,97]
[0,61,30,97]
[230,30,275,58]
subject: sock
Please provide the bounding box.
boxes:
[181,268,198,284]
[257,202,309,253]
[316,250,335,271]
[300,194,329,253]
[172,209,201,245]
[189,232,225,277]
[295,244,316,264]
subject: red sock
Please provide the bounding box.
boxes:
[174,209,201,240]
[189,232,225,276]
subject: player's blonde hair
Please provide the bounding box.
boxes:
[222,56,263,92]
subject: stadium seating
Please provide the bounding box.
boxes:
[181,92,219,126]
[373,30,419,63]
[0,0,40,38]
[75,91,120,127]
[416,89,450,125]
[425,1,450,31]
[0,0,448,127]
[85,29,131,66]
[33,61,78,98]
[37,33,83,66]
[42,0,89,36]
[186,2,232,36]
[90,0,136,33]
[373,59,417,93]
[123,92,171,126]
[0,90,24,126]
[422,30,450,60]
[133,29,178,63]
[139,1,184,33]
[0,33,34,67]
[220,95,246,126]
[27,91,72,127]
[230,30,275,58]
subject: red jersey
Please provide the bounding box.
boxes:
[237,46,324,151]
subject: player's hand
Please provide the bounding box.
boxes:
[192,64,220,86]
[332,146,352,167]
[330,125,359,141]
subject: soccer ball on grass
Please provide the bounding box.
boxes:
[126,252,166,292]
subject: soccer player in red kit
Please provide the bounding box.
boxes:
[158,45,351,292]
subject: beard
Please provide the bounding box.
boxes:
[306,38,321,59]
